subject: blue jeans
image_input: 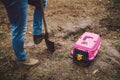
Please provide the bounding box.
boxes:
[1,0,47,60]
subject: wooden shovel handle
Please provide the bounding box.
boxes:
[39,0,48,36]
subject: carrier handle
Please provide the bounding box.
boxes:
[83,36,93,40]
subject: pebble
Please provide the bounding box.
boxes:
[92,69,99,75]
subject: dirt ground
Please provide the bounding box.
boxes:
[0,0,120,80]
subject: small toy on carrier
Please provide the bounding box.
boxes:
[70,32,101,67]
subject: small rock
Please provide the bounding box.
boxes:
[117,29,120,32]
[0,31,3,34]
[92,69,99,75]
[28,31,32,34]
[84,68,89,74]
[26,42,34,47]
[0,57,4,60]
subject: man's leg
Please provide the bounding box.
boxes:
[28,0,47,44]
[1,0,39,65]
[2,0,28,60]
[33,0,47,35]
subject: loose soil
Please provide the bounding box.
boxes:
[0,0,120,80]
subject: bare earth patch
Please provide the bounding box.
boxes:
[0,0,120,80]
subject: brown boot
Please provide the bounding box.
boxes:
[17,58,39,66]
[33,33,44,44]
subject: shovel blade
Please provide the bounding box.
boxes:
[45,39,55,52]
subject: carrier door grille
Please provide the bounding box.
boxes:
[73,48,89,65]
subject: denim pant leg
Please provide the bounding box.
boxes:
[33,0,47,35]
[3,0,28,60]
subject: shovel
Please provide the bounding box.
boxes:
[39,0,55,52]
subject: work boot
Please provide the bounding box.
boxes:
[17,58,39,66]
[33,33,44,44]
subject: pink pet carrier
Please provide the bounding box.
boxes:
[71,32,101,66]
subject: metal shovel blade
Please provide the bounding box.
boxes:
[45,38,55,52]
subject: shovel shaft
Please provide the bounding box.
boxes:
[39,0,55,52]
[39,0,48,37]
